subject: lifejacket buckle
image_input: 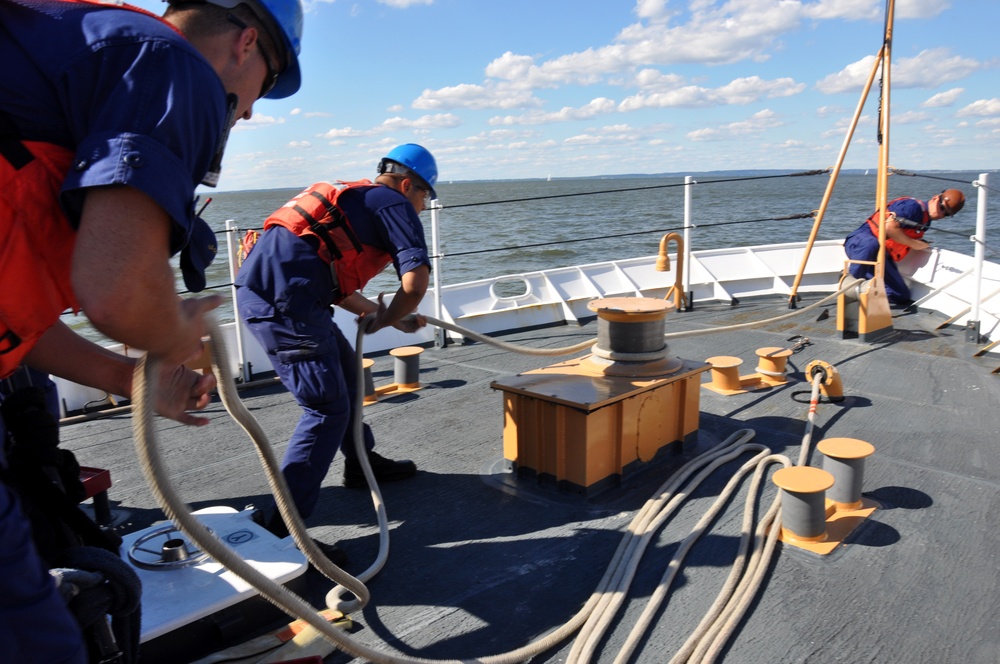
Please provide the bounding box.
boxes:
[0,329,22,355]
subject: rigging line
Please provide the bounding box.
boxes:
[206,171,830,232]
[431,213,816,260]
[926,228,999,258]
[437,170,829,211]
[888,168,975,185]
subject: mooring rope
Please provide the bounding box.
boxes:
[132,279,854,662]
[436,169,829,211]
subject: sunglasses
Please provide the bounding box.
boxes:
[938,193,952,217]
[227,13,278,100]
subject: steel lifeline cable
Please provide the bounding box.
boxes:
[132,279,861,663]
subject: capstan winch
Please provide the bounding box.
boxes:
[491,297,710,494]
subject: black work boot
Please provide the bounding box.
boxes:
[343,451,417,489]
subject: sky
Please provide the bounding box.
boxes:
[136,0,998,191]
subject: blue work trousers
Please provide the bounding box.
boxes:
[843,228,911,303]
[243,311,374,518]
[0,368,85,662]
[0,483,87,663]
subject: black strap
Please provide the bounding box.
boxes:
[0,329,22,355]
[0,109,34,170]
[291,203,343,261]
[307,190,363,253]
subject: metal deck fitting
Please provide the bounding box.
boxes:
[364,346,425,404]
[773,466,835,543]
[491,297,709,494]
[755,346,794,385]
[703,355,769,395]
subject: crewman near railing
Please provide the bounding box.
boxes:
[843,189,966,306]
[0,0,304,660]
[235,144,437,563]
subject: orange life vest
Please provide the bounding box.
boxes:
[0,138,80,378]
[262,181,393,304]
[865,197,929,263]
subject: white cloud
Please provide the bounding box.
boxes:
[377,0,432,7]
[564,124,645,146]
[687,109,783,141]
[803,0,883,21]
[893,49,985,87]
[232,114,285,132]
[319,113,462,139]
[489,98,617,126]
[288,140,312,149]
[479,0,809,94]
[619,76,804,111]
[634,0,671,20]
[803,0,951,21]
[816,105,846,117]
[816,49,984,94]
[630,68,686,91]
[894,110,931,125]
[957,98,1000,117]
[921,88,964,107]
[413,83,541,111]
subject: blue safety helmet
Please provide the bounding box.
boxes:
[378,144,438,199]
[181,0,303,99]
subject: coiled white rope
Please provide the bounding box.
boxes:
[131,281,843,662]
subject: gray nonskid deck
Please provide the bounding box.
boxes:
[60,295,1000,663]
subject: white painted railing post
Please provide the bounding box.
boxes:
[430,200,445,347]
[683,175,694,306]
[225,220,248,381]
[968,172,989,342]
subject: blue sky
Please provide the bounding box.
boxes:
[141,0,998,191]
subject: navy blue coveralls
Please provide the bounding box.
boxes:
[235,184,429,519]
[844,197,929,304]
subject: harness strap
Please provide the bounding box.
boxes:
[291,202,343,261]
[306,190,363,254]
[289,203,344,300]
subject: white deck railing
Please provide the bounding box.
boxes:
[53,174,996,415]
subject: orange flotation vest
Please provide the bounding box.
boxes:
[0,134,79,379]
[865,197,930,263]
[262,181,393,304]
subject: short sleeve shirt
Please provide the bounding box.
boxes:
[0,0,226,259]
[236,183,430,322]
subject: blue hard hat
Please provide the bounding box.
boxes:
[194,0,303,99]
[378,144,439,198]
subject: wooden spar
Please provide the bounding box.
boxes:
[874,0,895,284]
[786,44,885,307]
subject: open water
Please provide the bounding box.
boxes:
[64,170,995,344]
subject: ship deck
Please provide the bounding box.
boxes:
[60,294,1000,663]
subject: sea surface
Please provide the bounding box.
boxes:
[63,170,996,344]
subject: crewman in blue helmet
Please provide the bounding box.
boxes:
[0,0,305,660]
[235,144,438,561]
